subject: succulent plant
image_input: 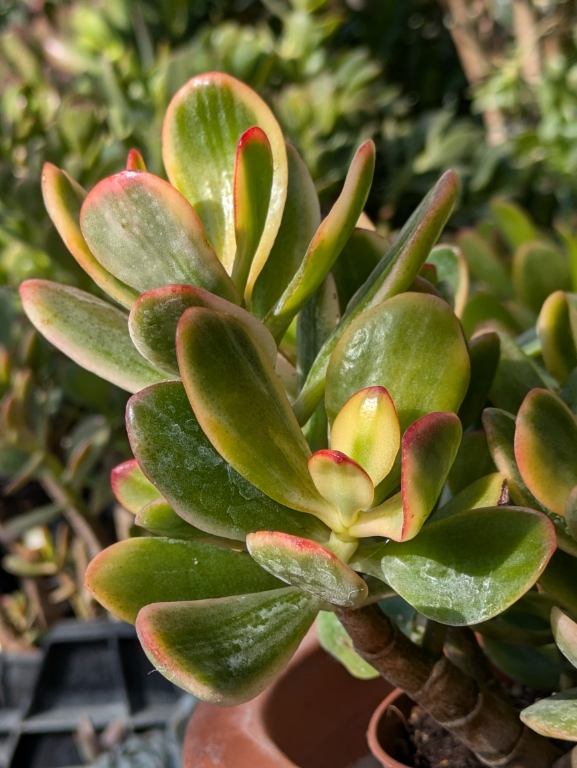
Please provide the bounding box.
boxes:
[20,72,576,766]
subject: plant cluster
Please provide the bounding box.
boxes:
[19,71,577,767]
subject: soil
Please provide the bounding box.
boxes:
[406,684,550,768]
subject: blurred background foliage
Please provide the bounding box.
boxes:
[3,0,577,645]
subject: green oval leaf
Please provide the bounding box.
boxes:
[456,229,513,300]
[136,587,321,704]
[129,284,276,376]
[537,291,577,385]
[42,163,137,308]
[80,171,238,303]
[127,381,330,542]
[513,241,571,314]
[552,607,577,670]
[308,450,374,526]
[458,332,500,430]
[426,245,469,317]
[515,389,577,516]
[176,308,337,525]
[135,499,243,548]
[491,199,539,251]
[325,292,470,431]
[521,690,577,740]
[317,611,378,679]
[85,537,281,624]
[246,531,368,607]
[20,280,166,393]
[163,72,288,279]
[378,507,556,625]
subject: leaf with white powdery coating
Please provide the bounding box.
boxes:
[20,280,167,393]
[136,587,321,705]
[378,507,556,625]
[163,72,287,279]
[176,308,337,526]
[80,171,238,303]
[247,531,368,607]
[85,537,281,624]
[127,381,330,542]
[42,163,137,308]
[521,689,577,741]
[129,284,276,376]
[264,141,375,340]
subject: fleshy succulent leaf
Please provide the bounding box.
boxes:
[515,389,577,516]
[378,507,556,625]
[325,293,470,431]
[316,611,379,679]
[458,332,500,430]
[246,531,368,607]
[512,242,571,314]
[539,549,577,613]
[293,170,460,425]
[448,430,496,495]
[176,308,337,526]
[85,537,281,624]
[426,245,469,317]
[111,459,161,514]
[80,170,239,303]
[251,144,320,320]
[349,412,462,541]
[41,163,137,308]
[129,284,276,375]
[432,473,507,522]
[491,199,539,251]
[330,228,383,313]
[455,229,514,300]
[135,499,243,548]
[552,607,577,670]
[136,587,321,705]
[308,450,374,525]
[232,127,274,296]
[489,329,552,414]
[20,280,167,393]
[163,72,287,279]
[126,149,146,171]
[127,381,330,542]
[537,291,577,385]
[264,140,375,340]
[520,690,577,741]
[330,386,400,486]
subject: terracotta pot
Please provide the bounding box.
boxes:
[183,629,394,768]
[367,688,414,768]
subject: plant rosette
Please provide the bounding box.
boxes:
[19,72,567,767]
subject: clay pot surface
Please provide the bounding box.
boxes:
[183,629,393,768]
[367,688,414,768]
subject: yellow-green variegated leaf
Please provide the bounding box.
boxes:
[330,386,400,486]
[308,450,373,526]
[136,587,321,705]
[163,72,287,281]
[111,459,161,514]
[20,280,167,393]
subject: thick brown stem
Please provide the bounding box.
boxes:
[512,0,542,85]
[337,604,562,768]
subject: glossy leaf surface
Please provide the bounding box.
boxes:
[264,141,375,340]
[537,291,577,385]
[129,284,276,375]
[325,293,470,431]
[317,611,378,679]
[246,531,368,607]
[163,72,287,277]
[232,127,273,295]
[330,386,400,486]
[379,507,555,625]
[111,459,161,514]
[521,690,577,741]
[293,170,460,425]
[80,171,238,302]
[176,308,336,525]
[42,163,137,308]
[427,245,469,316]
[432,473,507,521]
[127,381,329,542]
[85,537,281,623]
[136,587,320,705]
[252,144,320,319]
[20,280,166,393]
[135,499,242,548]
[308,451,373,525]
[515,389,577,515]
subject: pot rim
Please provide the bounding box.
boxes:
[367,688,413,768]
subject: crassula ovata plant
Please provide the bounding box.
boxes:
[18,72,577,767]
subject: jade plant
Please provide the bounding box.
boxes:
[18,72,576,767]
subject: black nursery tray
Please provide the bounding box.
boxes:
[0,619,182,768]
